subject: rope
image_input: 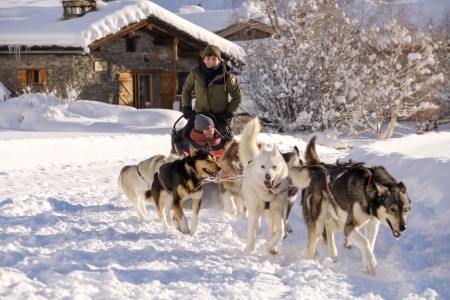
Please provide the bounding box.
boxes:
[325,169,342,211]
[204,174,244,184]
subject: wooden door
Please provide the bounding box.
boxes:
[160,72,176,109]
[118,73,133,106]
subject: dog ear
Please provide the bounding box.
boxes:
[204,142,212,152]
[365,181,388,202]
[289,146,302,168]
[374,182,389,197]
[189,144,198,156]
[398,181,407,193]
[271,144,279,154]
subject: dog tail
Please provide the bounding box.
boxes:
[117,165,132,190]
[305,136,321,165]
[239,117,261,166]
[288,165,314,189]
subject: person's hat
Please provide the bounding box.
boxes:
[203,45,221,59]
[195,114,214,132]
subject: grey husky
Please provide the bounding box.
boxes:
[118,153,179,221]
[289,136,411,274]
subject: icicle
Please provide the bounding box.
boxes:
[8,45,22,64]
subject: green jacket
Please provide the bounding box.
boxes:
[181,62,243,115]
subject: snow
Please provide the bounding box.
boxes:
[1,0,450,298]
[1,92,450,299]
[177,9,235,33]
[178,6,206,14]
[0,0,245,62]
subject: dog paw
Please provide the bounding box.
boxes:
[342,241,352,249]
[366,267,377,276]
[181,228,191,235]
[244,246,255,253]
[329,254,338,263]
[343,238,352,249]
[285,223,293,233]
[269,247,278,255]
[365,257,378,275]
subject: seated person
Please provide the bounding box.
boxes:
[188,114,224,158]
[172,114,230,159]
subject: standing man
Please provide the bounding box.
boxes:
[181,44,243,130]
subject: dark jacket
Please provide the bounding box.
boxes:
[181,62,243,115]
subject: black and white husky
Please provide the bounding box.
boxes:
[239,118,290,254]
[150,144,221,235]
[289,136,411,274]
[118,153,179,221]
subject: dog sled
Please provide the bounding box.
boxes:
[171,112,234,159]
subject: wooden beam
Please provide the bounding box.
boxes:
[153,37,175,46]
[89,20,147,51]
[178,50,202,59]
[172,37,179,105]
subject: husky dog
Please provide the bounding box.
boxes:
[218,138,300,237]
[218,139,245,217]
[118,153,180,221]
[239,118,290,254]
[149,144,220,235]
[289,136,411,274]
[283,146,302,234]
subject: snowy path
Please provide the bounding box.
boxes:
[0,132,447,299]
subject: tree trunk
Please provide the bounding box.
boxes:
[381,108,397,140]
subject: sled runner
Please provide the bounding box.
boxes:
[171,113,234,159]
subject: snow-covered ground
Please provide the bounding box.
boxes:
[1,93,449,299]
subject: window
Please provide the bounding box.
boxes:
[17,69,47,86]
[126,37,138,52]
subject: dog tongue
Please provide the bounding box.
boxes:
[264,180,273,189]
[393,230,401,238]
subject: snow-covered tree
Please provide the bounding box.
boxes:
[240,0,359,132]
[348,20,443,139]
[239,0,443,138]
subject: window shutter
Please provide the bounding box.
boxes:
[17,69,27,86]
[39,69,47,85]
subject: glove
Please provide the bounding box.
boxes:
[220,111,234,123]
[182,106,194,120]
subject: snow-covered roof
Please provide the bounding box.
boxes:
[0,0,245,62]
[177,8,235,33]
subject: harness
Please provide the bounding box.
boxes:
[325,169,342,211]
[325,168,374,212]
[264,181,287,210]
[137,165,151,187]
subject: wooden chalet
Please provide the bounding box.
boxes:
[216,20,275,41]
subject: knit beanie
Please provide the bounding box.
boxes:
[203,45,221,59]
[195,114,214,132]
